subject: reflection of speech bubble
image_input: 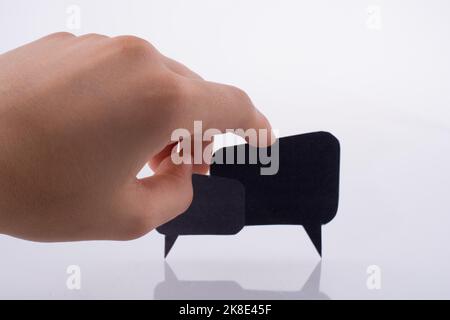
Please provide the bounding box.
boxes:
[157,132,340,257]
[154,262,329,300]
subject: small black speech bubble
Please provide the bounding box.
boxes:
[157,175,246,257]
[156,132,340,257]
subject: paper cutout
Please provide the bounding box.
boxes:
[157,132,340,257]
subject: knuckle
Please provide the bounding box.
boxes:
[110,35,154,58]
[79,33,108,40]
[227,85,257,125]
[229,85,252,104]
[47,32,76,39]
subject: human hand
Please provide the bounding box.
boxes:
[0,33,273,242]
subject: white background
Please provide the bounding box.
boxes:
[0,0,449,299]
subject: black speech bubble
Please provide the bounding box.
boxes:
[157,174,246,257]
[156,132,340,257]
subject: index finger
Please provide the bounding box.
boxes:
[171,78,276,147]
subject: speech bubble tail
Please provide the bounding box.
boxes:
[304,224,322,257]
[164,235,178,258]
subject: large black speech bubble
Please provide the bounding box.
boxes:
[156,132,340,257]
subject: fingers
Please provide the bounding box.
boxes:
[156,53,275,147]
[149,138,210,175]
[148,142,178,172]
[134,156,194,231]
[172,79,276,147]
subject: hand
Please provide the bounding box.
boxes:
[0,33,273,242]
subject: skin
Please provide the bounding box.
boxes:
[0,33,273,242]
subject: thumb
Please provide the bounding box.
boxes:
[137,156,194,228]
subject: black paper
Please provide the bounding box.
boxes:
[156,132,340,257]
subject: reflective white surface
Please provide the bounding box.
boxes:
[0,0,450,299]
